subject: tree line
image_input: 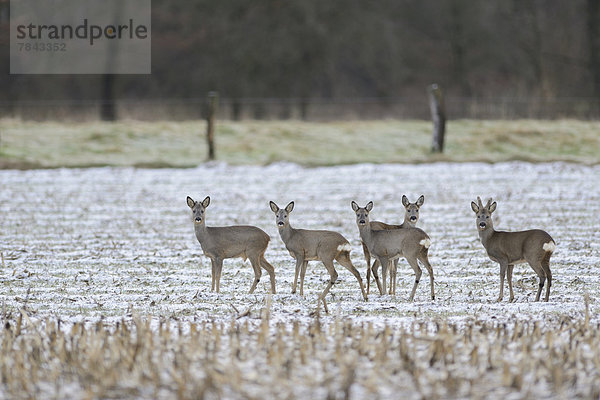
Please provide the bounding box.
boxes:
[1,0,599,119]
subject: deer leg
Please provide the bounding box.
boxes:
[320,286,330,314]
[336,251,368,301]
[260,256,277,294]
[319,261,338,314]
[541,259,552,302]
[390,259,399,296]
[292,256,303,294]
[248,256,262,294]
[507,264,515,302]
[362,242,371,295]
[406,256,422,302]
[378,257,389,296]
[418,251,435,301]
[388,260,393,295]
[393,259,399,296]
[215,258,224,293]
[371,259,383,295]
[535,274,545,302]
[210,258,217,292]
[497,262,508,302]
[300,260,309,296]
[530,263,546,302]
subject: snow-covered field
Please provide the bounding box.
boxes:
[1,162,599,398]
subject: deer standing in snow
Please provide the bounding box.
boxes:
[362,195,424,295]
[269,201,367,313]
[187,196,276,294]
[470,197,555,302]
[352,201,435,301]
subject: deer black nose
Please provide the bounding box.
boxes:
[278,221,284,226]
[195,217,202,222]
[410,216,417,221]
[359,219,366,224]
[479,222,486,228]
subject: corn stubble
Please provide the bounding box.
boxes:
[1,303,599,399]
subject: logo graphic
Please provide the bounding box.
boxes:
[10,0,151,74]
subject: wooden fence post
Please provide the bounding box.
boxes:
[428,84,446,153]
[206,91,218,160]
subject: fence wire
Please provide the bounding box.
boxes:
[0,96,599,121]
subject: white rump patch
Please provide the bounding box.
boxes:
[542,242,556,252]
[337,243,352,252]
[419,239,431,248]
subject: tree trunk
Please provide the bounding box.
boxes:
[588,0,600,99]
[100,74,117,121]
[99,2,122,121]
[231,99,242,121]
[252,102,266,120]
[448,0,471,97]
[206,91,218,161]
[299,99,309,121]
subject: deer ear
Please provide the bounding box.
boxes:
[366,201,373,212]
[202,196,210,208]
[416,195,424,207]
[269,201,279,213]
[186,196,195,209]
[401,195,409,207]
[285,201,295,213]
[489,201,497,213]
[471,201,479,213]
[351,201,359,212]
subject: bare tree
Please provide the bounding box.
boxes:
[588,0,600,99]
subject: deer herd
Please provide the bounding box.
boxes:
[187,194,556,311]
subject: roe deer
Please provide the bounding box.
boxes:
[361,195,424,295]
[187,196,276,294]
[352,201,435,301]
[269,201,367,313]
[471,197,555,302]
